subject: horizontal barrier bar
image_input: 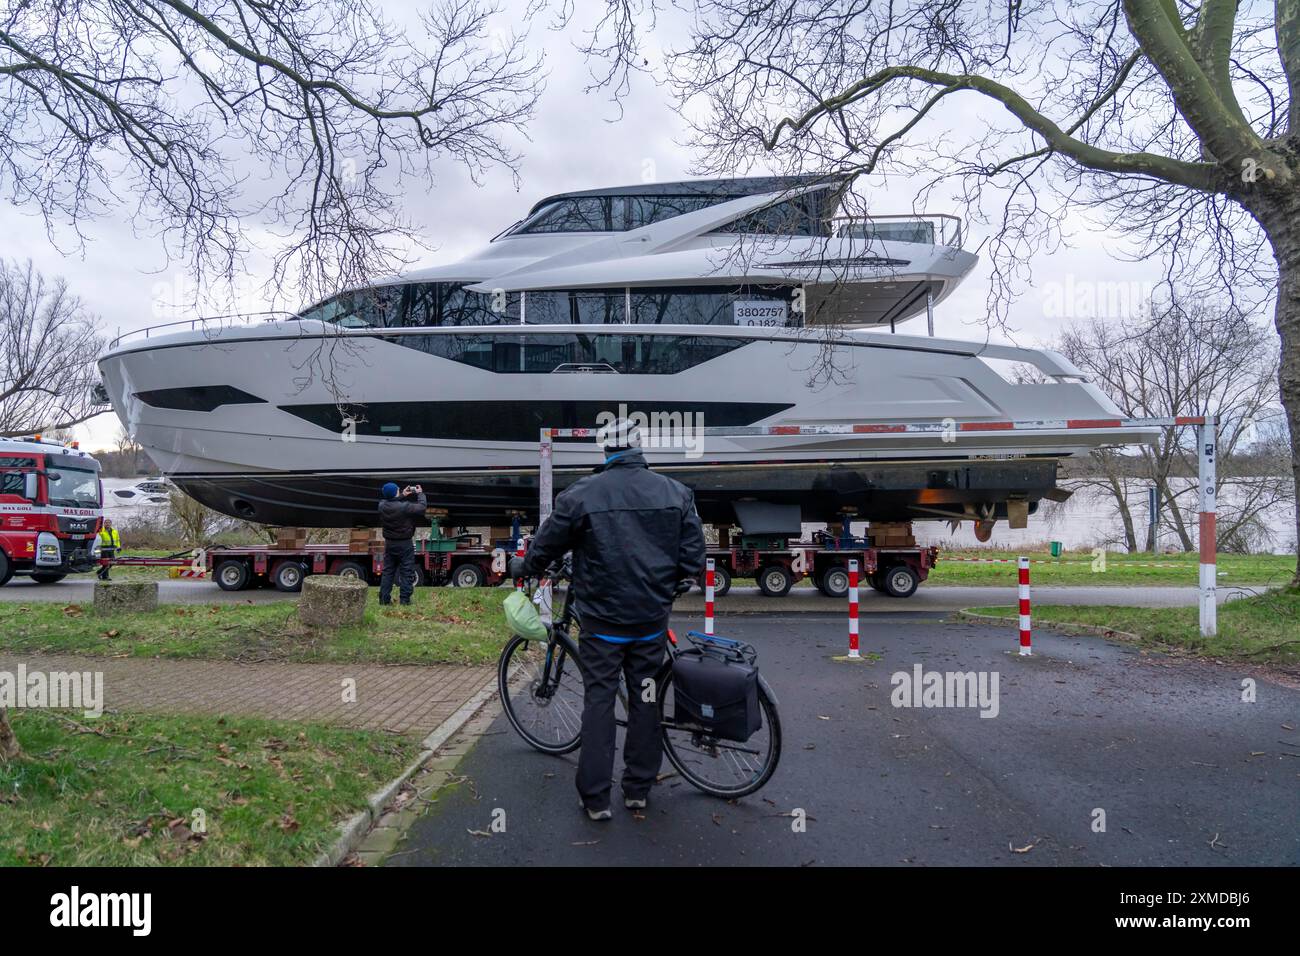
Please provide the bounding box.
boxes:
[541,416,1200,439]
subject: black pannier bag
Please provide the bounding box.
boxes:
[672,633,762,742]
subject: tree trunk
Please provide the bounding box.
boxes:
[1107,476,1139,552]
[0,707,20,761]
[1256,194,1300,587]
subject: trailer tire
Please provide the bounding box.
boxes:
[30,572,67,584]
[452,563,487,588]
[271,560,305,593]
[756,564,793,598]
[819,565,850,599]
[0,551,11,587]
[699,563,732,597]
[881,565,919,599]
[215,559,252,592]
[331,560,369,583]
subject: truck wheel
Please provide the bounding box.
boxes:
[882,565,919,599]
[332,560,369,583]
[756,564,793,598]
[452,563,487,588]
[215,559,251,592]
[819,565,850,599]
[271,560,305,593]
[30,572,67,584]
[0,552,13,586]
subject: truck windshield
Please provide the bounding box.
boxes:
[47,466,101,508]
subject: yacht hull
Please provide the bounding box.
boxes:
[169,456,1057,528]
[98,322,1148,529]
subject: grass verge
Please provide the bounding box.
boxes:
[930,550,1296,587]
[0,710,415,866]
[963,589,1300,666]
[0,588,508,666]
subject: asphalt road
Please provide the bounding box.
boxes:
[389,615,1299,867]
[0,576,1251,610]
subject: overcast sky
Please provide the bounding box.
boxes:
[0,0,1188,452]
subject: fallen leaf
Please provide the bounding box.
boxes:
[1010,839,1040,854]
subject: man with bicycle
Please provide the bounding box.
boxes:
[513,418,706,820]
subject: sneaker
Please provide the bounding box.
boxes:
[378,599,391,606]
[624,797,647,811]
[578,799,612,821]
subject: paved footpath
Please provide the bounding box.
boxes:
[0,650,492,736]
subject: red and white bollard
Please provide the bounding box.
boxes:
[1018,555,1031,656]
[847,559,860,659]
[704,557,716,636]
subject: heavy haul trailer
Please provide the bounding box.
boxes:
[203,526,512,592]
[701,529,938,600]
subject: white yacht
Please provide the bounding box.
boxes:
[96,175,1149,530]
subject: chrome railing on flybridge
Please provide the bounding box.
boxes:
[106,311,299,350]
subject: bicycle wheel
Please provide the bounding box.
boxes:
[659,675,782,798]
[498,634,585,755]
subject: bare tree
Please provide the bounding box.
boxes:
[113,426,143,478]
[566,0,1300,582]
[0,0,545,301]
[0,259,105,436]
[1056,299,1291,552]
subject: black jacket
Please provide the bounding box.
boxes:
[378,492,427,541]
[523,449,706,637]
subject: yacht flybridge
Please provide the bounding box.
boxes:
[97,174,1151,531]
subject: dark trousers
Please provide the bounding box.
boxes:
[97,547,116,580]
[576,632,666,810]
[379,539,416,603]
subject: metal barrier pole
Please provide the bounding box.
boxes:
[705,558,715,636]
[1018,556,1031,656]
[539,428,554,524]
[1198,416,1218,637]
[848,559,860,659]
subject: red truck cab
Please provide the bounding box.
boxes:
[0,435,104,586]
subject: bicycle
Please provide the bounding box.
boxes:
[497,563,782,798]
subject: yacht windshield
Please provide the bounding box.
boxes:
[47,465,101,508]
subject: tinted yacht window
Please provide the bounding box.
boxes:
[400,332,751,374]
[298,287,401,328]
[525,289,626,324]
[630,286,798,326]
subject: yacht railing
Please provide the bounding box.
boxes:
[107,311,298,350]
[829,213,963,249]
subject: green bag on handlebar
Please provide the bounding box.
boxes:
[503,589,548,641]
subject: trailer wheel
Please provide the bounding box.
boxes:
[30,572,67,584]
[868,573,886,593]
[452,563,487,588]
[271,560,305,593]
[331,560,369,583]
[214,559,251,592]
[756,564,793,598]
[712,564,732,597]
[0,552,11,587]
[819,565,850,599]
[881,565,919,599]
